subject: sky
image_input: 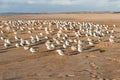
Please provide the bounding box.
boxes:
[0,0,120,13]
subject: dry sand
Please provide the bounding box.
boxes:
[0,13,120,80]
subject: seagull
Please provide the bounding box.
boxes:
[20,39,26,46]
[109,38,114,43]
[31,38,37,44]
[110,35,115,39]
[24,46,30,50]
[25,40,31,45]
[5,39,11,44]
[14,36,20,41]
[4,43,10,48]
[74,39,78,43]
[57,33,62,38]
[15,43,21,48]
[0,37,5,40]
[63,44,67,49]
[28,30,32,34]
[71,46,77,51]
[56,49,65,56]
[30,47,37,53]
[109,35,115,43]
[78,44,83,52]
[45,36,49,39]
[36,35,41,42]
[55,40,60,45]
[39,32,43,36]
[46,44,55,50]
[65,41,70,46]
[87,38,94,46]
[89,41,94,46]
[50,44,55,49]
[78,40,82,45]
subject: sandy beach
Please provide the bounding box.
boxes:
[0,13,120,80]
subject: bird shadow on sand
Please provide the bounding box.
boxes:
[40,50,56,57]
[0,44,4,46]
[67,51,79,56]
[84,46,94,51]
[115,40,120,43]
[0,46,15,51]
[0,50,8,53]
[30,40,46,47]
[43,49,55,52]
[89,48,106,53]
[3,76,22,80]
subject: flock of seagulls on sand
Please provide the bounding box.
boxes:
[0,20,117,56]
